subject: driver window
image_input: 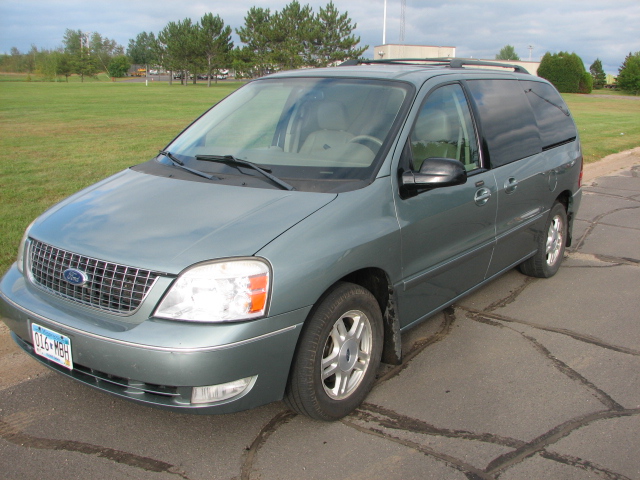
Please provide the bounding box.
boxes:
[410,84,480,172]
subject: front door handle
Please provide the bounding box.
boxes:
[504,177,518,194]
[475,187,491,206]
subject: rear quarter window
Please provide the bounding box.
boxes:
[466,79,542,168]
[520,80,577,150]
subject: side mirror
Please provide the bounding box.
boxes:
[401,157,467,191]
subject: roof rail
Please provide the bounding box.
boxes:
[339,57,530,74]
[449,58,530,74]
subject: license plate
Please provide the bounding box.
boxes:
[32,323,74,370]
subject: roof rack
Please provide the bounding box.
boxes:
[339,57,530,74]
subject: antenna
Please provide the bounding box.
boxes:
[399,0,406,43]
[382,0,387,45]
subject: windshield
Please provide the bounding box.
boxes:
[161,77,411,193]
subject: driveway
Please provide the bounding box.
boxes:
[1,149,639,479]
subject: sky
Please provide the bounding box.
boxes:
[1,0,639,75]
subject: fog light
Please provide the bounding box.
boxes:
[191,376,257,404]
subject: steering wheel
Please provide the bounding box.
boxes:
[348,135,383,147]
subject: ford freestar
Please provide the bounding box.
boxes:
[0,59,582,420]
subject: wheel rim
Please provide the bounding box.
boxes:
[321,309,373,400]
[546,214,564,266]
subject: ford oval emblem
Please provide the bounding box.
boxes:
[62,268,88,287]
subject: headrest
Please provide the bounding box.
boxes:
[414,109,451,143]
[316,101,349,130]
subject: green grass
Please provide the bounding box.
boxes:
[1,82,639,274]
[563,93,640,163]
[0,81,242,272]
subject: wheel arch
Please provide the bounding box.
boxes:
[555,189,573,247]
[338,268,402,365]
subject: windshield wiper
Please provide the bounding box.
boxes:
[195,154,295,191]
[158,150,220,181]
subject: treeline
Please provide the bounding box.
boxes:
[537,51,640,95]
[0,1,367,84]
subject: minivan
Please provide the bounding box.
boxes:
[0,58,583,420]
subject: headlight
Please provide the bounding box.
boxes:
[154,259,270,322]
[17,220,35,274]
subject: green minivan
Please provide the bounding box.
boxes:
[0,59,582,420]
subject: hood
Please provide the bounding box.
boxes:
[31,169,335,274]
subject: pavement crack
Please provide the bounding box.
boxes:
[240,410,296,480]
[463,309,640,357]
[355,403,525,448]
[573,205,640,251]
[341,415,495,480]
[540,451,634,480]
[484,408,640,476]
[521,335,625,411]
[375,306,456,384]
[0,418,190,479]
[483,277,537,312]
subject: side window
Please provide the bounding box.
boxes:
[520,80,577,150]
[466,79,542,168]
[410,84,480,172]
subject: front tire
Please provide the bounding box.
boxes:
[519,201,568,278]
[285,282,383,421]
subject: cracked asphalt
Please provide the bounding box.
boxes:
[1,150,639,480]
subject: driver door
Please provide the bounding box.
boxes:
[395,83,497,327]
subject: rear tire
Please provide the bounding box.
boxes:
[284,282,383,421]
[519,201,568,278]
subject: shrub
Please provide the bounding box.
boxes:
[538,51,592,94]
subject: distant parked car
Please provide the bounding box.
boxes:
[0,58,583,421]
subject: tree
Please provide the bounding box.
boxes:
[108,55,131,78]
[199,13,233,86]
[73,48,100,81]
[127,31,158,76]
[268,1,316,70]
[54,51,74,81]
[236,7,273,77]
[62,29,84,55]
[313,2,367,67]
[89,32,124,72]
[236,1,366,74]
[616,52,640,95]
[538,51,592,94]
[496,45,520,61]
[157,19,200,85]
[589,58,606,89]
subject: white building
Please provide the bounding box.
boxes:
[373,44,541,76]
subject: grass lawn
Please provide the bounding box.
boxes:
[1,80,639,274]
[563,93,640,163]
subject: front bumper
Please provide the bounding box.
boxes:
[1,265,307,414]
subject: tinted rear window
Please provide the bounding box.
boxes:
[520,80,577,150]
[466,79,541,168]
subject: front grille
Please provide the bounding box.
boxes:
[28,239,160,314]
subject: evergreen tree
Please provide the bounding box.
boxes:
[496,45,520,61]
[314,2,367,67]
[236,7,272,77]
[199,13,233,86]
[589,58,606,89]
[616,52,640,94]
[269,1,315,70]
